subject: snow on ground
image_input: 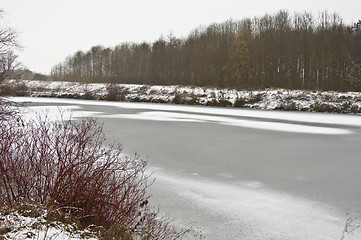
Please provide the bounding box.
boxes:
[0,205,97,240]
[3,79,361,114]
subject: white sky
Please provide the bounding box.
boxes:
[1,0,360,74]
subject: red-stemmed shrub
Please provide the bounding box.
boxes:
[0,102,187,239]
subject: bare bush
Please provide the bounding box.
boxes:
[0,81,29,96]
[0,107,186,239]
[105,84,128,101]
[0,97,18,121]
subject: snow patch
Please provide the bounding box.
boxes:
[1,208,97,240]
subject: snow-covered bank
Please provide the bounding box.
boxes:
[2,79,361,114]
[0,201,97,240]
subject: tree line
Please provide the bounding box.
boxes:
[51,10,361,91]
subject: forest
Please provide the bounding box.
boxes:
[51,10,361,92]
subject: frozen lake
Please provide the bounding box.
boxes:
[12,97,361,239]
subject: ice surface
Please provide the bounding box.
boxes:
[12,97,357,135]
[152,168,360,240]
[101,111,352,135]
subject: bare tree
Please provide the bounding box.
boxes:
[346,53,361,90]
[0,9,21,81]
[344,20,361,90]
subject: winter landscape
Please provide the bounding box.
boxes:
[2,2,361,240]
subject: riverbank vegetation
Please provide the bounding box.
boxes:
[3,79,361,113]
[51,10,361,92]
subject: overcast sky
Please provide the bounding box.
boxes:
[1,0,360,74]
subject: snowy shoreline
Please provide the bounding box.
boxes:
[3,79,361,114]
